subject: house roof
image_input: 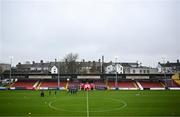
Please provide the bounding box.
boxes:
[159,62,180,67]
[120,63,131,67]
[16,62,60,69]
[31,63,50,68]
[104,62,138,67]
[119,62,138,67]
[16,64,32,69]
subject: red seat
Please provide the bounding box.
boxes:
[108,81,136,88]
[139,81,164,88]
[11,80,36,89]
[40,81,67,87]
[118,81,136,88]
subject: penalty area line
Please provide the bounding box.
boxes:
[86,91,89,117]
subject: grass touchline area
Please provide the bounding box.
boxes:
[86,91,89,117]
[0,90,180,116]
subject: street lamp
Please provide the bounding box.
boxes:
[58,60,60,90]
[9,56,13,80]
[162,57,167,89]
[55,59,60,90]
[115,57,118,90]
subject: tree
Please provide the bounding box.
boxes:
[80,68,88,74]
[63,53,79,74]
[0,66,2,74]
[90,61,98,74]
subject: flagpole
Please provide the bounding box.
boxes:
[57,59,60,90]
[115,57,118,90]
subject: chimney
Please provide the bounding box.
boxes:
[177,59,179,63]
[40,60,43,63]
[98,59,101,63]
[101,56,104,74]
[18,62,21,65]
[83,59,85,62]
[102,55,104,63]
[32,61,35,64]
[137,61,139,67]
[55,59,57,63]
[167,61,169,64]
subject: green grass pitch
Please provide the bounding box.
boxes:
[0,90,180,116]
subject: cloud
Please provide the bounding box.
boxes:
[1,0,180,67]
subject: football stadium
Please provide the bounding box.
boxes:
[0,72,180,116]
[1,0,180,116]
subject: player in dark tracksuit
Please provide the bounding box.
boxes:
[40,91,45,97]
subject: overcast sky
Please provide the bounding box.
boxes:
[0,0,180,67]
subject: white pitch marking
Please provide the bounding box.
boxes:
[86,91,89,117]
[48,97,127,113]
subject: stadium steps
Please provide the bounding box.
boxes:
[36,81,42,89]
[66,82,69,89]
[136,81,143,90]
[133,82,138,88]
[172,73,180,86]
[33,80,40,89]
[107,82,115,89]
[174,79,180,86]
[106,80,109,89]
[160,82,165,87]
[172,73,180,80]
[10,82,16,87]
[65,82,68,90]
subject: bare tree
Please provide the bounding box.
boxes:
[59,62,67,74]
[0,66,2,74]
[90,61,97,74]
[63,53,79,74]
[80,68,88,74]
